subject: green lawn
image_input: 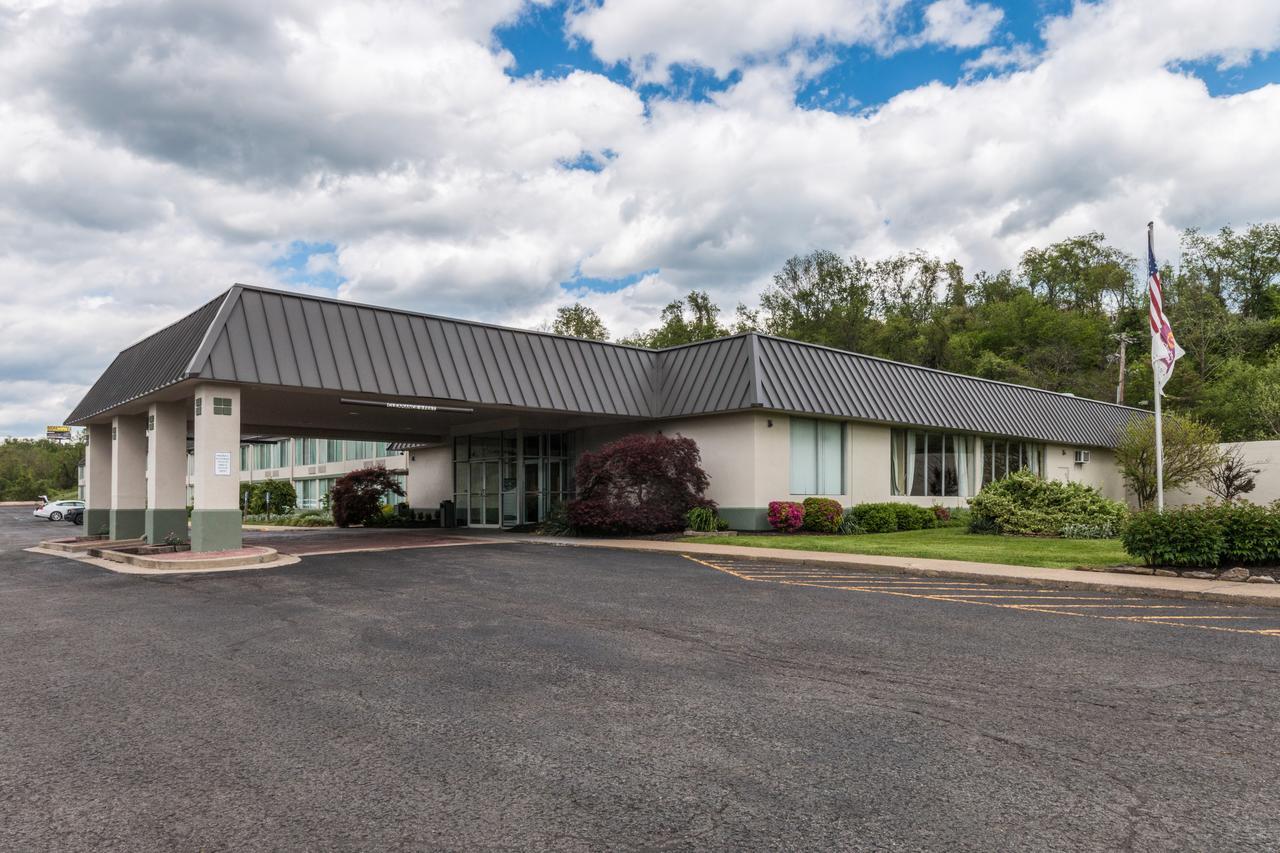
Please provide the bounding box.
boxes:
[695,527,1130,569]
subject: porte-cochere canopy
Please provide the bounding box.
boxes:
[68,284,1140,448]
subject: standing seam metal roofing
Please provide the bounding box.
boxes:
[66,284,1143,447]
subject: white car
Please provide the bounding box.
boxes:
[34,500,84,522]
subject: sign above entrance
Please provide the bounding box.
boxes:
[340,397,475,414]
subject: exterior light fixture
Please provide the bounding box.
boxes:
[339,397,475,414]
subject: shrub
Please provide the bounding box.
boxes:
[847,502,934,533]
[686,506,729,532]
[1061,522,1118,540]
[932,505,951,522]
[331,467,406,527]
[239,479,297,515]
[1121,508,1225,567]
[838,509,865,535]
[802,497,843,533]
[567,433,712,535]
[968,470,1127,536]
[849,502,899,533]
[538,504,575,536]
[1215,501,1280,565]
[768,501,805,533]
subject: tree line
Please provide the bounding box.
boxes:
[0,438,84,501]
[551,225,1280,441]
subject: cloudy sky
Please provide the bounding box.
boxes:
[2,0,1280,437]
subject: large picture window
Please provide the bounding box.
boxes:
[890,430,973,497]
[790,418,844,495]
[891,429,1042,497]
[981,437,1042,486]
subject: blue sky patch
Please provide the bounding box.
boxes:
[269,241,344,290]
[561,267,660,294]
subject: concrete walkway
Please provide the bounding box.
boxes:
[485,532,1280,609]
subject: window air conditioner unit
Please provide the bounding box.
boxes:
[1074,449,1091,464]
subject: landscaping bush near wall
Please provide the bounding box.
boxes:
[768,501,804,533]
[846,502,936,533]
[968,470,1127,537]
[1122,502,1280,568]
[239,479,298,515]
[801,498,843,533]
[568,433,712,535]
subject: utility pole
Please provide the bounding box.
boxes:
[1109,331,1136,404]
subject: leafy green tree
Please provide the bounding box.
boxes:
[1183,224,1280,319]
[550,303,609,341]
[1115,412,1221,509]
[761,250,877,351]
[621,290,728,347]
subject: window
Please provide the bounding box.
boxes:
[213,397,232,416]
[981,438,1042,486]
[194,398,202,416]
[239,446,250,472]
[790,418,844,495]
[890,430,974,497]
[146,414,155,431]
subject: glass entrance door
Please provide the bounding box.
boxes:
[454,430,573,528]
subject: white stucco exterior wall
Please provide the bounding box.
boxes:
[1166,440,1280,507]
[406,445,452,510]
[583,412,1131,529]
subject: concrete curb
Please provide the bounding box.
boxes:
[92,546,280,571]
[40,537,144,553]
[510,536,1280,609]
[24,546,301,576]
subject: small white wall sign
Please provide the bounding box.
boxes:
[214,451,232,476]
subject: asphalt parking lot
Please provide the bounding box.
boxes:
[5,508,1280,851]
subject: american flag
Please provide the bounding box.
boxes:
[1148,223,1184,393]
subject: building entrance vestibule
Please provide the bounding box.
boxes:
[453,430,572,528]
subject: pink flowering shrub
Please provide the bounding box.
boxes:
[768,500,805,533]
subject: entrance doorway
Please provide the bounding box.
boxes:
[453,430,572,528]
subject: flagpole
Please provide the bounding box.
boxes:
[1149,221,1165,512]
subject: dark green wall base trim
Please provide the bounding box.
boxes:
[146,508,190,545]
[109,508,146,541]
[191,510,243,552]
[85,508,111,536]
[719,506,770,531]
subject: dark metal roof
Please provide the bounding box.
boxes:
[753,335,1136,448]
[67,283,1142,447]
[65,291,232,423]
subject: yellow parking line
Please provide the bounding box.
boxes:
[682,555,1280,640]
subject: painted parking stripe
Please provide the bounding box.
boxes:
[684,554,1280,639]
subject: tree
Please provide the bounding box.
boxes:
[567,433,712,534]
[330,467,405,527]
[1182,224,1280,319]
[621,291,728,347]
[550,303,609,341]
[1115,412,1221,509]
[1203,445,1261,503]
[760,250,877,351]
[239,479,297,515]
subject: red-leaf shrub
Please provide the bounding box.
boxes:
[567,433,712,534]
[932,505,951,522]
[331,467,405,528]
[802,497,843,533]
[768,501,804,532]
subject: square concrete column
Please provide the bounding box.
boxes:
[146,401,190,544]
[191,384,242,552]
[84,423,113,536]
[110,414,148,540]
